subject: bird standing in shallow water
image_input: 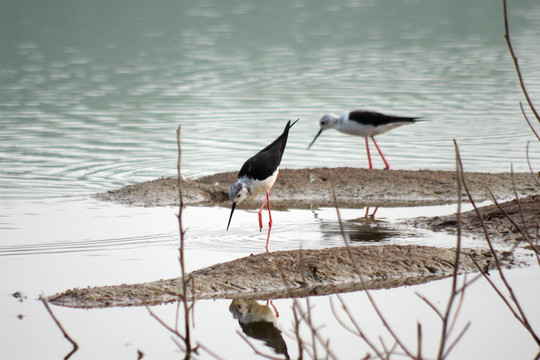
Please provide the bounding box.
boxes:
[227,119,299,252]
[307,110,419,170]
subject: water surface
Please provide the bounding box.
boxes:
[1,1,539,359]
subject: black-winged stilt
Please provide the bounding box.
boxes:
[307,110,419,170]
[227,119,299,252]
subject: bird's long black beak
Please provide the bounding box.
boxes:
[226,202,237,230]
[307,129,324,150]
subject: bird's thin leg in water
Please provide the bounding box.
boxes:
[258,172,279,231]
[365,137,373,169]
[372,137,390,170]
[265,190,273,252]
[364,206,379,218]
[258,197,267,232]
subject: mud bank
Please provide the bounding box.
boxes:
[94,168,537,208]
[409,194,540,244]
[49,245,504,309]
[57,168,536,309]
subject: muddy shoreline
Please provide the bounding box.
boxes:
[45,168,539,308]
[50,245,507,308]
[95,167,538,208]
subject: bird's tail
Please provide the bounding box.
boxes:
[275,118,299,161]
[282,118,300,133]
[288,118,300,128]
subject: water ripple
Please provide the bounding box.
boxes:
[0,233,177,257]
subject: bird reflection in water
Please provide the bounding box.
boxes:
[229,298,289,359]
[314,206,405,243]
[364,206,378,218]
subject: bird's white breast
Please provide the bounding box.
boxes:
[239,168,279,201]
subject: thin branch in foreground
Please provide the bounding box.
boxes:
[329,177,415,359]
[146,305,186,342]
[291,295,338,359]
[434,140,470,360]
[236,331,284,360]
[485,185,540,262]
[196,342,226,360]
[273,248,339,360]
[39,296,78,360]
[149,124,198,359]
[520,103,540,142]
[454,143,540,346]
[503,0,540,124]
[525,141,540,186]
[329,295,384,359]
[417,323,423,360]
[510,166,531,239]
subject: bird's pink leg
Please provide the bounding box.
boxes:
[365,137,373,169]
[265,191,273,252]
[258,172,279,232]
[258,196,267,232]
[371,137,390,170]
[365,206,379,218]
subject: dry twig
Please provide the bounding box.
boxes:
[503,0,540,125]
[454,143,540,347]
[147,124,198,359]
[39,296,78,360]
[330,177,415,359]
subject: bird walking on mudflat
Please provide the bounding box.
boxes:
[227,119,299,252]
[307,110,419,170]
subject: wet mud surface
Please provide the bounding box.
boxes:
[95,167,537,208]
[409,194,540,244]
[50,168,538,308]
[49,245,504,308]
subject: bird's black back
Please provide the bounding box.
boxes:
[349,110,419,126]
[238,119,298,181]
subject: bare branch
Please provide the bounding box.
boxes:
[454,142,540,346]
[520,103,540,142]
[416,292,443,320]
[436,140,466,360]
[330,295,384,359]
[39,296,78,360]
[236,330,286,360]
[442,321,471,359]
[485,187,540,261]
[417,323,423,360]
[503,0,540,124]
[329,178,415,358]
[148,124,196,359]
[196,342,227,360]
[525,141,540,186]
[468,255,527,326]
[146,306,186,342]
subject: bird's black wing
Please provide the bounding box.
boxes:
[349,110,419,126]
[238,119,298,181]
